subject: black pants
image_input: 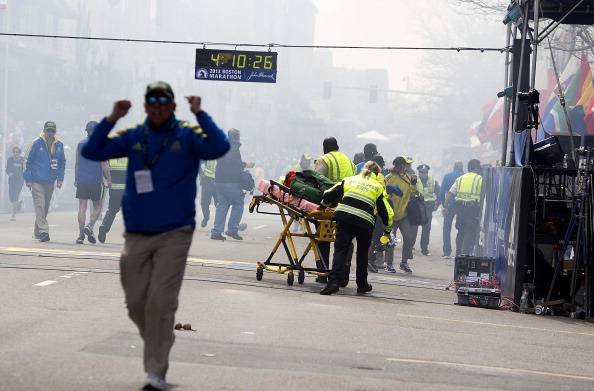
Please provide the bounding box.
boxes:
[328,221,373,288]
[442,202,456,257]
[419,201,435,253]
[200,177,218,222]
[455,202,480,256]
[101,188,124,232]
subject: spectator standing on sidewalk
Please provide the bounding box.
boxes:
[6,146,25,221]
[75,121,110,244]
[23,121,66,242]
[82,81,230,391]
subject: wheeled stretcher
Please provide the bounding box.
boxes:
[249,179,336,286]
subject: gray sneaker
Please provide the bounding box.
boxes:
[143,373,168,390]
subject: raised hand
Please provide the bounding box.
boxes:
[185,96,202,114]
[107,100,132,123]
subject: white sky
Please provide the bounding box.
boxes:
[313,0,507,89]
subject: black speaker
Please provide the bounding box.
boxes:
[533,136,564,166]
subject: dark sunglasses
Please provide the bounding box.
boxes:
[146,95,171,106]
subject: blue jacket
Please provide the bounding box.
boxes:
[82,112,230,233]
[440,169,464,205]
[23,137,66,184]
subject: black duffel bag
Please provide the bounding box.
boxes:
[406,194,428,226]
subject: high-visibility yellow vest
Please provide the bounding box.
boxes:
[417,176,436,202]
[333,173,393,229]
[109,157,128,190]
[319,151,356,183]
[385,172,417,221]
[454,172,482,202]
[203,160,217,179]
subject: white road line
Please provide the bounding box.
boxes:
[385,357,594,382]
[34,280,58,287]
[254,225,267,230]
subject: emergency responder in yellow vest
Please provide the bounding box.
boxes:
[98,157,128,243]
[320,161,394,295]
[314,137,357,283]
[385,156,418,273]
[444,159,482,256]
[200,160,218,227]
[416,164,441,256]
[315,137,357,183]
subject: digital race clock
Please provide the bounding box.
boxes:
[194,48,278,83]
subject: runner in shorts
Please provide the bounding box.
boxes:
[75,121,111,244]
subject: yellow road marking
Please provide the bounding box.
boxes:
[395,313,594,338]
[0,246,254,267]
[385,357,594,382]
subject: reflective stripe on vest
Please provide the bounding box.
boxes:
[109,157,128,190]
[417,176,436,202]
[320,151,356,183]
[455,172,482,202]
[335,175,383,226]
[203,160,217,179]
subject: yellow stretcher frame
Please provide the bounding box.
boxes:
[248,180,336,286]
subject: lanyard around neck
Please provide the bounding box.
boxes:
[142,121,176,169]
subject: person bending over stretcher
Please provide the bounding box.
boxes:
[319,161,394,296]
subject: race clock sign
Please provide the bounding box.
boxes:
[195,48,278,83]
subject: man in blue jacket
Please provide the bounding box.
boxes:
[82,81,230,391]
[23,121,66,242]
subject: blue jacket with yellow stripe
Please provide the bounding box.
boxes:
[82,112,230,233]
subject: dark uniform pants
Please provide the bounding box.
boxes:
[420,201,435,253]
[455,201,480,256]
[442,200,456,257]
[101,188,124,233]
[328,221,372,288]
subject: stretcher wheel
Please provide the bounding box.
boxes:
[256,267,263,281]
[287,272,294,286]
[297,270,305,285]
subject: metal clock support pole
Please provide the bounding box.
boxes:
[509,2,530,167]
[501,23,513,167]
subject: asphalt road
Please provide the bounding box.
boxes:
[1,207,594,390]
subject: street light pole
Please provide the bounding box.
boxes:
[0,4,10,211]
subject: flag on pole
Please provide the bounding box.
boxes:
[541,53,594,135]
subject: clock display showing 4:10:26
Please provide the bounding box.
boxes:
[210,52,275,70]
